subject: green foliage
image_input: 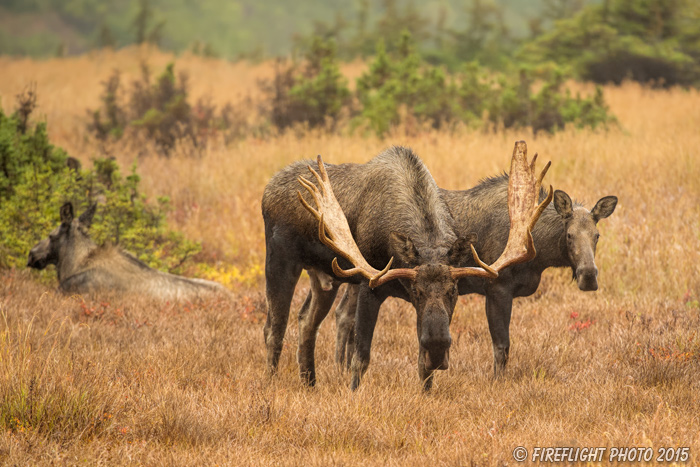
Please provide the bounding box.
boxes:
[355,33,459,134]
[518,0,700,86]
[261,37,350,130]
[0,94,199,273]
[88,62,244,154]
[487,67,615,133]
[343,33,614,136]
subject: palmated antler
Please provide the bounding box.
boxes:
[297,156,396,288]
[450,140,552,280]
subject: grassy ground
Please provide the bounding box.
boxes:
[0,48,699,465]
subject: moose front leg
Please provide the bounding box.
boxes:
[484,285,514,377]
[335,284,359,369]
[350,283,388,391]
[263,239,302,376]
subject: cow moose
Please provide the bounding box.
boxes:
[261,142,550,390]
[27,202,229,301]
[334,174,617,376]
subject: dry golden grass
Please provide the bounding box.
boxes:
[1,48,700,465]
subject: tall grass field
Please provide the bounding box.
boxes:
[1,47,699,465]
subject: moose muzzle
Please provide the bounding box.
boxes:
[576,265,599,291]
[420,312,452,371]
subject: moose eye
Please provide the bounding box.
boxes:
[594,233,600,241]
[567,233,573,241]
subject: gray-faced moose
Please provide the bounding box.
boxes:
[261,142,551,390]
[27,202,229,301]
[334,172,617,376]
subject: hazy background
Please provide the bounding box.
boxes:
[0,0,594,58]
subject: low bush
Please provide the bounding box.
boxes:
[258,37,350,131]
[88,63,246,155]
[1,90,199,273]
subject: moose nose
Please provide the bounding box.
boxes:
[420,334,452,352]
[420,312,452,351]
[576,266,599,291]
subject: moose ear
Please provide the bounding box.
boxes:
[79,203,97,228]
[389,232,419,265]
[591,196,617,223]
[59,202,74,224]
[448,236,473,266]
[553,190,573,219]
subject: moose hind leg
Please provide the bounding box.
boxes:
[263,239,302,376]
[484,288,514,377]
[298,270,340,386]
[335,284,359,369]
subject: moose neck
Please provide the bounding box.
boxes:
[57,233,99,281]
[375,148,457,261]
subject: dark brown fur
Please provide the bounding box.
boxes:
[262,146,472,390]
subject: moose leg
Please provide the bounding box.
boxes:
[350,283,388,391]
[335,284,359,369]
[484,287,514,377]
[297,271,340,386]
[263,241,302,376]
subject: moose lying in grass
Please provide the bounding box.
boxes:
[27,202,228,301]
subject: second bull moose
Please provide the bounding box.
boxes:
[262,141,551,390]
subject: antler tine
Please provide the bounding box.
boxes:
[469,244,498,276]
[297,179,321,220]
[537,159,550,187]
[331,257,396,288]
[307,155,328,195]
[529,160,552,231]
[530,152,538,172]
[451,244,498,280]
[531,184,553,231]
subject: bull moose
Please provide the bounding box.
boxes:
[261,142,550,390]
[333,173,618,376]
[27,202,229,301]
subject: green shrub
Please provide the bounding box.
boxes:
[1,92,199,273]
[350,32,613,136]
[355,32,460,135]
[487,66,615,133]
[260,37,350,130]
